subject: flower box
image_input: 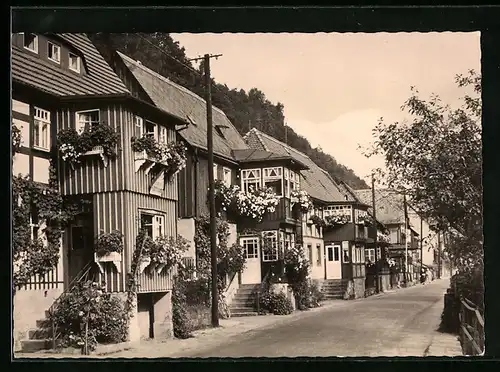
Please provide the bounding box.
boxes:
[137,257,151,274]
[94,251,122,273]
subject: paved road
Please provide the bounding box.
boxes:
[177,280,450,358]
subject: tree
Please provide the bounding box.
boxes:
[365,70,482,276]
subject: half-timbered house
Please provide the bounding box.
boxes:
[12,33,189,351]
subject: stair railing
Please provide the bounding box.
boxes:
[47,261,96,350]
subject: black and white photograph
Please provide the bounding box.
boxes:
[11,12,484,359]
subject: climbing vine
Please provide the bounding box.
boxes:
[12,162,81,290]
[12,122,21,156]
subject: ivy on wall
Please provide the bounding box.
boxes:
[12,158,81,291]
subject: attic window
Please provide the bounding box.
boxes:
[23,33,38,53]
[215,125,227,139]
[69,53,81,73]
[48,42,61,64]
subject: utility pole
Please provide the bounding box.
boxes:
[403,193,409,285]
[371,174,379,293]
[191,53,223,327]
[420,215,424,283]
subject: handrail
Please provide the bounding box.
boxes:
[48,261,95,349]
[459,296,485,355]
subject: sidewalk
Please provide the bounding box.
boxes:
[425,331,463,357]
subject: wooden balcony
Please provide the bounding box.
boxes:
[263,197,300,223]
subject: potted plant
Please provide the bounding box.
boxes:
[94,230,124,263]
[149,235,189,274]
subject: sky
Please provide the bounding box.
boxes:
[171,32,481,184]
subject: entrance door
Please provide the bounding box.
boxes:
[326,245,342,279]
[240,237,261,284]
[68,212,94,282]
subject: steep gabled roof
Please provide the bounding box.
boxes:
[244,128,347,203]
[232,149,308,169]
[354,188,421,234]
[116,51,248,160]
[12,33,130,96]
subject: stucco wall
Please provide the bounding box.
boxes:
[13,288,63,352]
[303,236,324,280]
[177,218,196,259]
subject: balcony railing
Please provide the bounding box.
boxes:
[262,197,300,223]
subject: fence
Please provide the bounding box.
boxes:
[458,297,485,355]
[181,257,196,279]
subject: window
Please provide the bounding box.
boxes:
[342,246,350,263]
[144,120,157,139]
[69,53,80,72]
[376,247,381,260]
[213,164,218,180]
[76,110,99,132]
[33,107,51,151]
[334,246,340,261]
[23,33,38,53]
[316,244,322,266]
[241,237,259,259]
[323,205,352,222]
[47,42,61,63]
[263,167,283,196]
[30,203,39,241]
[158,125,167,144]
[223,167,232,187]
[134,116,144,137]
[307,244,313,263]
[262,231,278,262]
[140,212,165,239]
[389,229,398,244]
[241,168,261,193]
[365,249,376,263]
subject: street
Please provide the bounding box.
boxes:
[111,279,459,358]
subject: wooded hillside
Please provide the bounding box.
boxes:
[89,33,368,189]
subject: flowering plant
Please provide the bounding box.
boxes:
[95,230,124,257]
[131,135,187,178]
[213,180,280,222]
[357,214,374,226]
[310,215,327,228]
[12,122,21,155]
[149,235,189,272]
[377,231,391,245]
[323,214,351,230]
[290,189,313,213]
[386,258,396,267]
[49,280,128,353]
[57,124,119,165]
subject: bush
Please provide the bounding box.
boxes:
[186,304,212,331]
[50,281,128,351]
[294,280,325,310]
[257,286,294,316]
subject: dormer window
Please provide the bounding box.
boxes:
[23,33,38,53]
[69,52,81,73]
[48,42,61,64]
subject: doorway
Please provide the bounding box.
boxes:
[68,210,94,282]
[325,245,342,279]
[240,236,261,284]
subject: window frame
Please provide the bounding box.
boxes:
[241,168,262,193]
[342,246,350,263]
[307,243,313,264]
[240,237,259,259]
[263,166,283,196]
[139,210,166,239]
[33,107,51,151]
[69,52,81,73]
[22,33,38,54]
[365,248,376,263]
[47,41,61,64]
[316,244,322,266]
[75,109,100,133]
[261,231,279,262]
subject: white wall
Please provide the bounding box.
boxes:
[303,237,324,280]
[177,218,196,259]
